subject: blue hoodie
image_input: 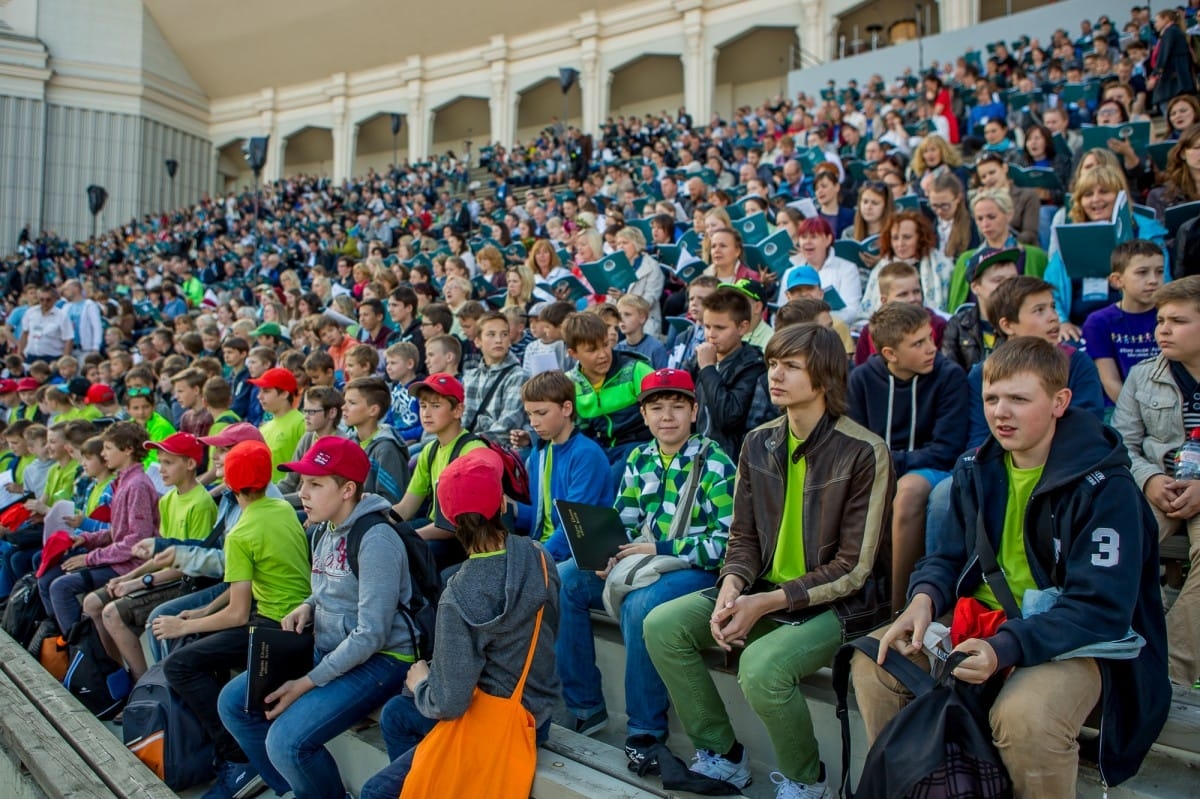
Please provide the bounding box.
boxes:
[515,429,614,562]
[847,353,969,475]
[910,410,1169,788]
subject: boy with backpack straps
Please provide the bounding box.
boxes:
[852,337,1170,797]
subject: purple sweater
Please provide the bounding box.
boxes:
[81,463,159,574]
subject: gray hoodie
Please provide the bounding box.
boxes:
[413,535,560,729]
[305,493,416,687]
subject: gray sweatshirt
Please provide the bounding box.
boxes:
[305,493,416,687]
[413,535,560,730]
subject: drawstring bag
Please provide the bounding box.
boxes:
[400,550,549,799]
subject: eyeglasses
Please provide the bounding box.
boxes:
[929,202,954,212]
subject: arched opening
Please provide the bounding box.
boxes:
[609,54,684,119]
[835,0,940,59]
[516,77,582,144]
[431,96,489,158]
[714,27,797,118]
[282,126,333,178]
[355,112,408,175]
[216,138,253,194]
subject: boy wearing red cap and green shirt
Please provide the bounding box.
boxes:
[155,439,310,799]
[251,367,305,478]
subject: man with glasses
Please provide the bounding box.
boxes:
[279,386,345,508]
[18,286,74,365]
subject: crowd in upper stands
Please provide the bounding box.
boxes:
[1,4,1200,799]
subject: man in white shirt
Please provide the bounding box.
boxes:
[19,285,74,364]
[59,279,103,355]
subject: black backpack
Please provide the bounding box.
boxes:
[427,433,532,505]
[2,573,47,648]
[313,509,443,661]
[63,617,131,720]
[123,662,214,791]
[833,637,1012,799]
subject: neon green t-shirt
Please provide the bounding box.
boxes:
[974,454,1043,612]
[208,410,241,437]
[158,482,219,542]
[765,430,808,586]
[43,460,79,503]
[406,430,487,517]
[85,475,113,515]
[540,444,554,542]
[261,409,305,480]
[223,497,311,622]
[143,413,177,465]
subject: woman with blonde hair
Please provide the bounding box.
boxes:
[611,226,665,335]
[526,240,571,303]
[476,245,507,294]
[1044,163,1169,333]
[503,266,536,311]
[948,188,1048,310]
[700,207,733,264]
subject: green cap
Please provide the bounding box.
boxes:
[252,322,282,338]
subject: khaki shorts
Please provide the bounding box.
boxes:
[91,580,191,632]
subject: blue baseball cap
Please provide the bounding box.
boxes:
[786,266,822,291]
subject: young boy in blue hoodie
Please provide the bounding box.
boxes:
[510,370,612,562]
[848,302,969,612]
[853,336,1169,797]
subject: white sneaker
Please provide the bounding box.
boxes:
[689,748,753,789]
[770,770,832,799]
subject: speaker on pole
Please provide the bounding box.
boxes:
[558,68,579,94]
[86,185,108,242]
[390,114,403,166]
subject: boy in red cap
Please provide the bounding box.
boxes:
[84,383,122,419]
[392,373,486,571]
[250,367,304,477]
[12,377,46,424]
[82,432,218,680]
[361,448,560,799]
[154,440,310,799]
[218,436,418,798]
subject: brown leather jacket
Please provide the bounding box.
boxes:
[719,412,895,638]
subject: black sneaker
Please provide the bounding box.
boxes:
[625,733,666,774]
[571,708,608,737]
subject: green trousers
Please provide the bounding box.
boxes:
[643,591,842,784]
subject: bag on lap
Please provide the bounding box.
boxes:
[123,662,214,791]
[832,637,1011,799]
[64,616,131,720]
[2,573,47,647]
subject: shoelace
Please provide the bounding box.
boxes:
[770,770,811,799]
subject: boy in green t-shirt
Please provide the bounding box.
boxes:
[154,440,310,798]
[125,387,176,463]
[25,422,79,515]
[84,432,218,680]
[393,373,484,570]
[250,367,305,479]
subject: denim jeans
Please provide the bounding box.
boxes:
[556,560,716,737]
[217,652,410,799]
[38,561,117,635]
[143,583,227,664]
[1,545,36,594]
[360,693,550,799]
[924,474,954,556]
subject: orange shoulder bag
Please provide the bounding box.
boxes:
[400,549,548,799]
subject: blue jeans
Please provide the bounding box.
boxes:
[556,559,716,737]
[360,693,550,799]
[217,652,410,799]
[2,546,36,594]
[144,583,228,663]
[925,474,955,555]
[38,561,117,635]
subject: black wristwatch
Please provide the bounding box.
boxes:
[143,574,154,588]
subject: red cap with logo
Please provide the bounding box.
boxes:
[248,367,298,395]
[411,372,465,404]
[85,384,116,405]
[638,368,696,403]
[145,432,205,464]
[279,435,370,484]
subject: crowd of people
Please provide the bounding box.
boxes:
[2,4,1200,799]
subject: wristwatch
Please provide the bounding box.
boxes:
[143,574,154,588]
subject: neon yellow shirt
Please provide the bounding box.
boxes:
[974,454,1043,612]
[764,430,808,586]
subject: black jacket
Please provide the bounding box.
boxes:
[941,303,988,371]
[692,343,765,459]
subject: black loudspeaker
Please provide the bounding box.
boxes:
[558,68,580,94]
[165,158,179,179]
[391,114,403,136]
[86,185,108,216]
[242,136,270,174]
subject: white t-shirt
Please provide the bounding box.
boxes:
[21,306,74,357]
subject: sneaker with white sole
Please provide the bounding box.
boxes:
[769,767,832,799]
[689,747,752,789]
[571,707,608,737]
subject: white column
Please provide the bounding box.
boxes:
[580,38,602,135]
[331,116,358,183]
[939,0,979,32]
[488,62,514,147]
[406,81,428,160]
[264,133,286,182]
[799,0,829,64]
[681,10,713,125]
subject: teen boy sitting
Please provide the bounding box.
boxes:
[461,311,529,443]
[941,248,1020,371]
[849,302,969,612]
[853,262,947,366]
[250,367,305,477]
[854,337,1170,798]
[343,377,409,505]
[645,324,894,796]
[1114,275,1200,687]
[691,286,766,459]
[563,312,654,488]
[1084,240,1164,405]
[155,440,311,799]
[510,370,613,562]
[559,368,737,771]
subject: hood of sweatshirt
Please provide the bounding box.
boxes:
[445,535,554,633]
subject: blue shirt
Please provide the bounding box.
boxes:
[1082,303,1159,382]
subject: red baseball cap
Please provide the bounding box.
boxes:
[37,531,74,578]
[85,384,116,405]
[436,448,504,523]
[248,367,298,395]
[199,422,264,449]
[16,378,39,392]
[145,432,205,464]
[638,368,696,403]
[279,435,370,484]
[0,379,17,394]
[223,440,274,492]
[411,372,465,404]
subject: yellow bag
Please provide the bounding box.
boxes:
[400,551,548,799]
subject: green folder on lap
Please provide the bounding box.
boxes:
[678,230,702,256]
[578,251,639,295]
[824,286,846,312]
[1054,222,1118,279]
[1079,121,1151,157]
[537,276,591,303]
[734,212,770,245]
[744,229,793,275]
[833,236,880,270]
[1148,141,1175,171]
[1060,83,1099,106]
[626,217,654,243]
[1165,201,1200,238]
[1008,166,1062,191]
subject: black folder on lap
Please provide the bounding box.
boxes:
[245,625,314,712]
[554,500,630,572]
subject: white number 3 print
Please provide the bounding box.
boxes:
[1091,529,1120,567]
